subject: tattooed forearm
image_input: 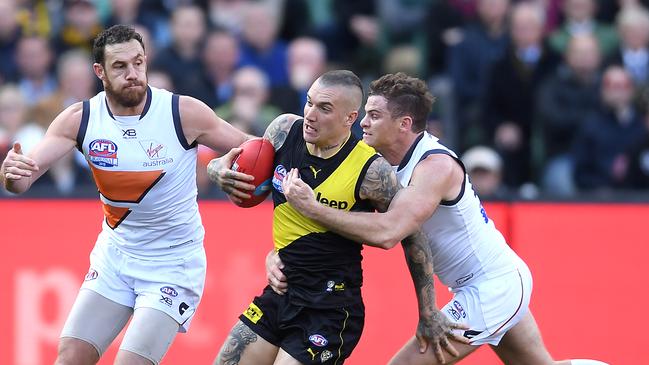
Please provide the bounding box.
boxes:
[359,157,401,212]
[215,321,258,365]
[401,230,436,316]
[263,113,299,150]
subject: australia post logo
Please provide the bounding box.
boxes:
[88,139,118,167]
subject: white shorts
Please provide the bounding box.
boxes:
[81,240,206,332]
[442,260,533,346]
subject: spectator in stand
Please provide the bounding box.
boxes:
[271,37,327,116]
[483,1,560,189]
[0,84,45,195]
[461,145,509,199]
[624,109,649,188]
[206,0,248,35]
[147,68,174,91]
[608,6,649,86]
[425,0,465,77]
[132,23,157,66]
[0,0,22,84]
[447,0,510,149]
[52,0,103,55]
[214,66,281,136]
[152,5,206,100]
[549,0,618,57]
[536,34,603,196]
[196,29,240,108]
[238,2,288,87]
[14,35,57,106]
[29,50,95,194]
[573,66,646,190]
[104,0,162,44]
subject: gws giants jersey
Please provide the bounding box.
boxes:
[77,86,204,259]
[395,132,520,288]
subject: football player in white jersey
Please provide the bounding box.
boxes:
[0,25,251,365]
[264,73,607,365]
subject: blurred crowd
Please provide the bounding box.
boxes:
[1,0,649,200]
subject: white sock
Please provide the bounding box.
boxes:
[571,360,609,365]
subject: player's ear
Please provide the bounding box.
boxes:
[400,116,413,131]
[93,63,105,81]
[346,110,358,127]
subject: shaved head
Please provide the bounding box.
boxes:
[317,70,363,112]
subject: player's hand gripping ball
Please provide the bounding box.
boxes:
[230,138,275,207]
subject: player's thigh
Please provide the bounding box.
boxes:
[117,307,180,365]
[274,348,305,365]
[215,320,279,365]
[59,289,133,359]
[389,336,478,365]
[490,311,554,365]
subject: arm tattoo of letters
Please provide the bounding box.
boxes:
[359,157,400,212]
[402,230,436,317]
[215,322,258,365]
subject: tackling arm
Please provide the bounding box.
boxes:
[283,153,462,248]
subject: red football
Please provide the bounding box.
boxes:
[230,137,275,208]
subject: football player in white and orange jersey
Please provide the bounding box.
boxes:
[1,25,251,365]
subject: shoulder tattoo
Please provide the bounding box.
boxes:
[360,157,401,212]
[263,114,296,150]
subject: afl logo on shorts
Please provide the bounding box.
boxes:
[308,334,328,347]
[84,268,98,281]
[272,165,287,193]
[89,139,119,167]
[160,286,178,297]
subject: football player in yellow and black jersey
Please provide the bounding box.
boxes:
[207,71,463,365]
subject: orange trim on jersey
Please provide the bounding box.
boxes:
[102,204,131,229]
[89,165,165,203]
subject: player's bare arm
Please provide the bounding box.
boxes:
[358,156,400,212]
[207,113,300,200]
[402,230,470,363]
[1,102,82,194]
[178,95,252,154]
[282,153,463,248]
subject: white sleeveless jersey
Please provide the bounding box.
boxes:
[395,132,520,288]
[77,86,204,259]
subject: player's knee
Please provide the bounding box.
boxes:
[55,338,100,365]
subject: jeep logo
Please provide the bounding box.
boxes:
[315,192,348,210]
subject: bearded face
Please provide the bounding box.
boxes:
[104,75,147,108]
[96,39,148,109]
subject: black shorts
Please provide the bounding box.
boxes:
[239,286,365,364]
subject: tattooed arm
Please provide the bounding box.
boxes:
[262,113,301,151]
[207,113,301,201]
[281,154,463,248]
[402,230,469,359]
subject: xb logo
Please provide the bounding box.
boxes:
[122,129,136,138]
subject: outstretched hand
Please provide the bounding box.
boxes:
[206,147,255,204]
[281,168,319,217]
[2,142,38,183]
[416,309,470,364]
